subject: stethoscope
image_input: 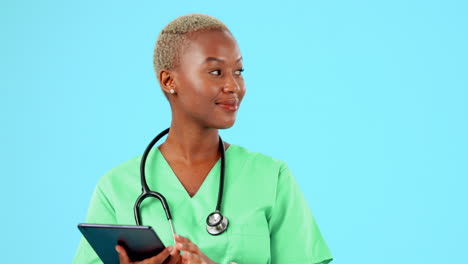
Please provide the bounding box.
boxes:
[133,128,229,239]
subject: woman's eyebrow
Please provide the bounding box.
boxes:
[204,57,224,63]
[204,56,243,64]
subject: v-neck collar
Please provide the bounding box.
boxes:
[154,146,233,200]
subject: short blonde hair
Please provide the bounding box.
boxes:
[153,13,230,77]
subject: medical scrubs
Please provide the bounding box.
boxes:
[73,145,333,264]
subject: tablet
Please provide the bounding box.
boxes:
[77,224,166,264]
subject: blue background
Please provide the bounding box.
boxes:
[1,0,467,263]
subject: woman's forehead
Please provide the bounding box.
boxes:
[181,30,242,63]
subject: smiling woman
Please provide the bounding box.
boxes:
[72,13,333,264]
[160,28,245,131]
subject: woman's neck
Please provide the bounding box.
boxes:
[159,120,220,164]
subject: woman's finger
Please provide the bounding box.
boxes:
[145,248,171,264]
[174,235,200,254]
[175,241,200,254]
[115,245,131,264]
[174,234,190,243]
[163,246,181,264]
[182,252,204,264]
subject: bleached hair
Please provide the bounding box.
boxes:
[153,13,230,78]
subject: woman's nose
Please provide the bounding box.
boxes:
[222,74,240,93]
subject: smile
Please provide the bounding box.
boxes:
[215,99,239,112]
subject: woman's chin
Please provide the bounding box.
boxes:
[212,119,237,130]
[217,123,235,130]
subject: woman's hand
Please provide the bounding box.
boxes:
[174,234,218,264]
[115,244,181,264]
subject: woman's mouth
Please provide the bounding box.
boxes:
[215,99,239,112]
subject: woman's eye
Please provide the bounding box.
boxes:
[209,70,221,75]
[234,68,244,75]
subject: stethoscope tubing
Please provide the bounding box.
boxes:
[135,128,172,225]
[215,136,226,212]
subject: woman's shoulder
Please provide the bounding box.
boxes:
[225,145,296,204]
[227,144,289,172]
[96,154,143,189]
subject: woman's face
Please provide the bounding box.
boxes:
[171,29,245,129]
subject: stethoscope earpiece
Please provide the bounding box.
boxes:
[206,211,229,235]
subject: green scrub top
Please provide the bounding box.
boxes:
[73,145,333,264]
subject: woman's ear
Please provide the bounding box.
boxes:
[158,69,176,94]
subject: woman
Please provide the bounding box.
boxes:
[73,13,333,264]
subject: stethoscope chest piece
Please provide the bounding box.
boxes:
[206,211,229,235]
